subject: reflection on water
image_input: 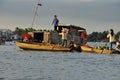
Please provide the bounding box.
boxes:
[0,42,120,80]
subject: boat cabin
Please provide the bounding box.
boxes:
[58,24,86,32]
[28,31,50,43]
[58,24,87,45]
[27,24,86,46]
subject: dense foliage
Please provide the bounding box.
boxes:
[87,31,120,42]
[13,27,52,36]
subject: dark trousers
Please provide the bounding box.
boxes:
[109,41,116,50]
[54,26,57,31]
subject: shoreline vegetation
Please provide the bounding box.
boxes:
[13,27,120,42]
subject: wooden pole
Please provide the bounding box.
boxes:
[31,0,42,28]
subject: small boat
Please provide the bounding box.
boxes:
[81,46,120,54]
[15,41,71,51]
[0,31,5,45]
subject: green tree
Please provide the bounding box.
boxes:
[116,31,120,41]
[87,31,108,42]
[14,27,36,36]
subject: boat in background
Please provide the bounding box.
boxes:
[0,31,5,45]
[0,38,5,45]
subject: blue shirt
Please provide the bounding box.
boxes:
[52,18,59,26]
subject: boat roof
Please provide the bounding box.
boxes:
[58,24,86,30]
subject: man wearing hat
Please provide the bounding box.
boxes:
[59,29,67,47]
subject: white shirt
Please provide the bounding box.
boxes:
[59,32,67,40]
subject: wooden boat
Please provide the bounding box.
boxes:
[15,41,71,51]
[15,41,120,54]
[81,46,120,54]
[14,23,86,52]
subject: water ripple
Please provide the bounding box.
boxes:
[0,42,120,80]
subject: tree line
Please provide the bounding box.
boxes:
[13,27,120,42]
[87,31,120,42]
[14,27,51,35]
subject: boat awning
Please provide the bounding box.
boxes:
[58,24,86,30]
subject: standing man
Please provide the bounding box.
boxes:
[52,15,59,31]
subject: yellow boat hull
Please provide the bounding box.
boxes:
[81,46,112,54]
[15,41,71,51]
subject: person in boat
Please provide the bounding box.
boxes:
[80,30,87,44]
[59,29,67,47]
[115,36,120,51]
[51,15,59,31]
[21,33,32,42]
[115,42,120,49]
[107,29,116,50]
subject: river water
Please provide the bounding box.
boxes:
[0,42,120,80]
